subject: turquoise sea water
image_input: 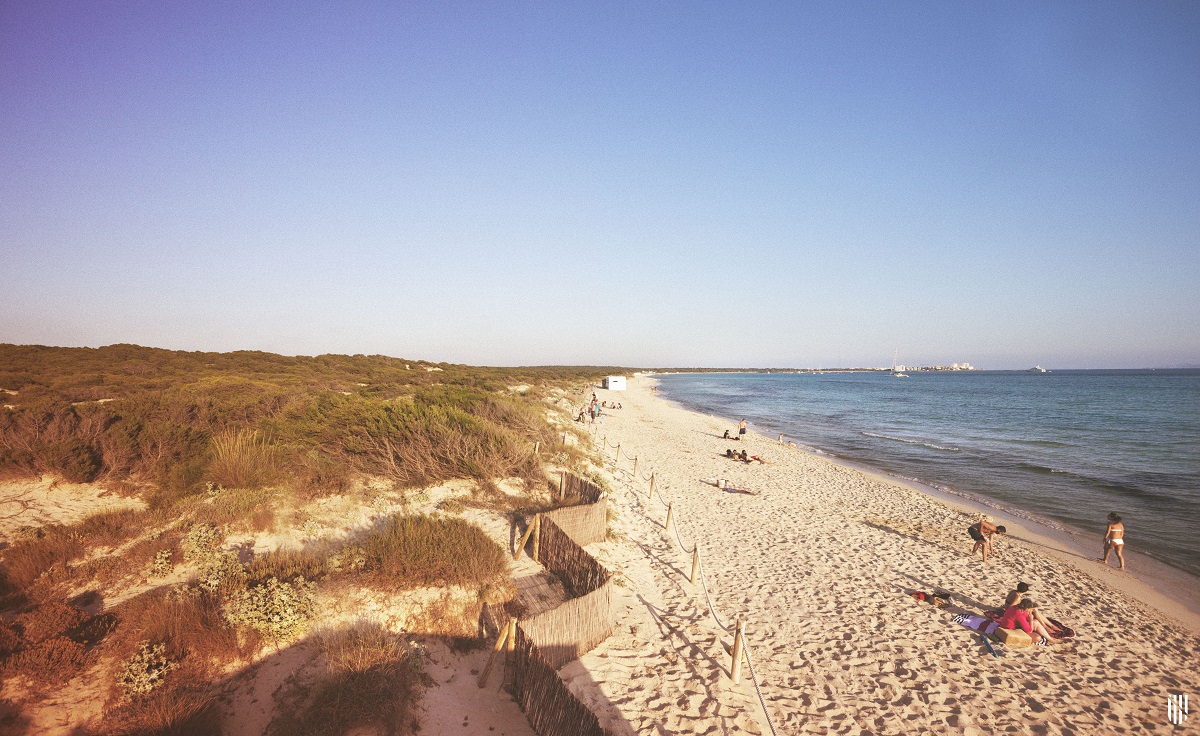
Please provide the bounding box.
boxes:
[656,370,1200,579]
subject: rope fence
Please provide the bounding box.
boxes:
[593,431,781,736]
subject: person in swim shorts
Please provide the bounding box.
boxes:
[738,419,747,439]
[968,520,1006,563]
[1102,512,1125,570]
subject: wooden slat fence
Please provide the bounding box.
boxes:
[511,624,606,736]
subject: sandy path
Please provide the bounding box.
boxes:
[575,376,1200,735]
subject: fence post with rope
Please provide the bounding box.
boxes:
[588,430,781,736]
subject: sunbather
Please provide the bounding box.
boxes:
[997,599,1053,645]
[1003,582,1055,632]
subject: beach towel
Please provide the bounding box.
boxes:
[952,613,999,636]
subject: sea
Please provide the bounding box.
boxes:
[655,369,1200,580]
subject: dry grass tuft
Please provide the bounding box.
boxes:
[360,514,508,590]
[209,429,280,490]
[267,620,424,736]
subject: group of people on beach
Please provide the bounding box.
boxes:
[967,512,1127,571]
[577,394,622,424]
[724,448,769,464]
[721,419,749,441]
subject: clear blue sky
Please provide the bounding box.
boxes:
[2,2,1198,368]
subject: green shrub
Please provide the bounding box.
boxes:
[41,439,102,482]
[360,514,507,589]
[117,641,178,699]
[224,577,316,642]
[148,550,173,577]
[182,524,222,564]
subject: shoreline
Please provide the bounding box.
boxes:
[650,378,1200,630]
[578,375,1200,734]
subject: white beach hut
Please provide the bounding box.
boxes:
[602,376,627,391]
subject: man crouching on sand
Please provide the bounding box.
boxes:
[968,520,1006,562]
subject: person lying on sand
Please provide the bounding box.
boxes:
[997,599,1053,645]
[968,520,1006,562]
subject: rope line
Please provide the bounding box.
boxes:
[695,552,732,632]
[591,432,780,736]
[743,639,781,736]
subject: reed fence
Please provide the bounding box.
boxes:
[481,474,615,735]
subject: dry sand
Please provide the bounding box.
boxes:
[566,375,1200,735]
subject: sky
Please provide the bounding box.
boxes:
[2,2,1198,369]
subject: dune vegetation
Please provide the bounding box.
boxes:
[0,343,613,734]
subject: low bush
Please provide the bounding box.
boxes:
[117,641,178,699]
[15,600,90,643]
[225,577,316,642]
[110,587,245,670]
[360,514,507,590]
[195,483,278,527]
[2,635,88,686]
[1,525,85,590]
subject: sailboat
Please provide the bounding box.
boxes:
[890,350,909,378]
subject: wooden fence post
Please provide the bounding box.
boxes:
[477,618,511,687]
[615,444,621,465]
[665,502,673,533]
[532,514,541,563]
[514,519,536,561]
[534,441,540,454]
[690,544,700,585]
[649,473,656,502]
[730,618,746,683]
[559,472,565,500]
[633,455,639,479]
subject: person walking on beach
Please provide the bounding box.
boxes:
[738,419,747,440]
[1101,512,1125,570]
[968,520,1006,562]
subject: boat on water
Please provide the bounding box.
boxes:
[890,350,909,378]
[1029,365,1049,373]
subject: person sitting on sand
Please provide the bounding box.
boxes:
[739,449,749,463]
[968,520,1006,562]
[723,429,731,439]
[1102,512,1125,570]
[997,599,1053,645]
[726,448,735,459]
[1004,582,1055,633]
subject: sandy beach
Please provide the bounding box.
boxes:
[570,376,1200,735]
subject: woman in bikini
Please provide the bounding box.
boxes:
[1102,512,1125,570]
